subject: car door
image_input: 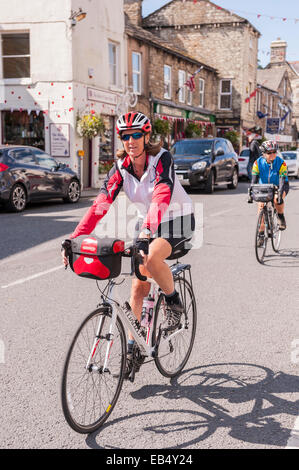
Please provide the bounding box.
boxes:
[31,149,64,196]
[213,140,226,182]
[8,147,45,199]
[223,139,235,180]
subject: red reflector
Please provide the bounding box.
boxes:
[238,158,245,162]
[0,163,9,172]
[113,241,125,253]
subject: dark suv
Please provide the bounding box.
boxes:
[171,138,239,193]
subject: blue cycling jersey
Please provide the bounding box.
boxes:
[252,156,288,185]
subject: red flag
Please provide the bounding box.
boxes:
[185,76,195,92]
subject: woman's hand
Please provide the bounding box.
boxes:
[137,232,151,265]
[61,249,68,268]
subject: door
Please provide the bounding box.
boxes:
[213,140,226,182]
[83,138,92,188]
[31,149,64,196]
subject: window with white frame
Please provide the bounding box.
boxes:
[108,41,119,86]
[132,52,141,94]
[186,74,192,105]
[219,79,232,110]
[178,70,186,103]
[256,91,261,112]
[1,32,30,79]
[164,65,171,99]
[199,78,205,108]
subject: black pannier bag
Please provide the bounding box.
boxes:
[251,184,275,203]
[69,236,125,280]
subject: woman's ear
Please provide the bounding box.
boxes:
[145,133,150,144]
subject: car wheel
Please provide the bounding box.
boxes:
[228,167,238,189]
[296,169,299,180]
[6,183,27,212]
[63,180,81,203]
[205,169,215,194]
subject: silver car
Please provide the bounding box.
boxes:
[281,151,299,179]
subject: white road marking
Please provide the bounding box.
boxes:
[286,416,299,449]
[1,265,64,289]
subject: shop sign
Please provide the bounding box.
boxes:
[188,112,212,122]
[216,117,240,126]
[266,118,280,135]
[264,133,292,143]
[87,87,117,106]
[50,123,70,157]
[158,104,186,119]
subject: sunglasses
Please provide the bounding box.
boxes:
[266,151,277,155]
[121,132,144,141]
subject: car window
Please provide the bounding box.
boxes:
[171,141,213,156]
[282,153,296,160]
[240,149,250,157]
[214,141,225,154]
[31,149,58,170]
[9,148,35,164]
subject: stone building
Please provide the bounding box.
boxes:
[256,68,293,149]
[124,0,218,146]
[264,39,299,144]
[142,0,261,148]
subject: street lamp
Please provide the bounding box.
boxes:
[70,8,87,26]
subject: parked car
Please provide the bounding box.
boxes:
[238,148,250,179]
[281,151,299,179]
[170,138,239,193]
[0,145,81,212]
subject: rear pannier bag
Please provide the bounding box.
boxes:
[70,236,124,280]
[252,184,275,203]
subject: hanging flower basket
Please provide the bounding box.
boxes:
[76,112,105,139]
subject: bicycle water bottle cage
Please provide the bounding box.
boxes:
[69,236,125,280]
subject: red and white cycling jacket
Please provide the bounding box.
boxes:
[70,149,193,239]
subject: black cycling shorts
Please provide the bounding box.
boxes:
[134,214,195,259]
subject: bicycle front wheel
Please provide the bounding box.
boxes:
[152,276,197,378]
[271,210,282,253]
[255,209,268,264]
[61,306,126,434]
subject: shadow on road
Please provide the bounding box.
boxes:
[0,200,92,261]
[262,248,299,268]
[85,362,299,449]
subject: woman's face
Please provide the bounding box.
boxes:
[121,130,150,160]
[265,151,277,163]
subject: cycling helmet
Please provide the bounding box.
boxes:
[116,112,152,135]
[260,140,278,153]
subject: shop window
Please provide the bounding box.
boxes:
[219,79,232,110]
[2,110,45,149]
[99,115,115,162]
[164,65,172,99]
[132,52,141,95]
[108,41,119,86]
[1,33,30,79]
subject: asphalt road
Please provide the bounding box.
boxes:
[0,180,299,449]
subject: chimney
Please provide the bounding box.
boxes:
[270,38,287,64]
[124,0,142,26]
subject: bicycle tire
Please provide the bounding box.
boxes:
[61,306,126,434]
[255,209,268,264]
[152,276,197,378]
[271,209,282,253]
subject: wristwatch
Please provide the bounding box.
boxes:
[142,228,152,237]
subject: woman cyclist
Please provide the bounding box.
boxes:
[251,140,289,246]
[62,111,195,377]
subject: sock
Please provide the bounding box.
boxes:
[127,339,135,354]
[278,213,284,219]
[165,290,180,304]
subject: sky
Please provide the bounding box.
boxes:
[142,0,299,67]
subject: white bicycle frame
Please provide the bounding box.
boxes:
[85,273,187,373]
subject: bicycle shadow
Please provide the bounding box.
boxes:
[85,362,299,449]
[262,248,299,268]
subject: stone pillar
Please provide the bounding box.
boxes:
[270,39,287,64]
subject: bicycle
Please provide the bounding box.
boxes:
[60,239,197,434]
[248,184,282,264]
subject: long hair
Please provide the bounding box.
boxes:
[116,134,162,159]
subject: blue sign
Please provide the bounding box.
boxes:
[266,118,280,135]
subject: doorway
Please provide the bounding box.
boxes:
[82,138,92,188]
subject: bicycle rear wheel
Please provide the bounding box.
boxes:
[271,209,282,253]
[152,276,197,378]
[255,209,268,264]
[61,306,126,434]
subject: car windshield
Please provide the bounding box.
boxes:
[240,149,250,157]
[171,141,213,156]
[282,152,297,160]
